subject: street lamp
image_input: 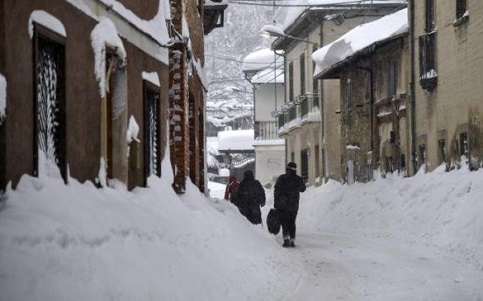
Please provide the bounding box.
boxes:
[258,24,317,45]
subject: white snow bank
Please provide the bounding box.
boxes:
[0,171,296,300]
[300,165,483,269]
[312,8,408,76]
[1,160,483,299]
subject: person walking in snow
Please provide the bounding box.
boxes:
[274,162,306,248]
[235,170,266,224]
[224,175,240,203]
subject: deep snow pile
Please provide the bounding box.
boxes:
[0,162,483,300]
[0,160,297,301]
[299,165,483,271]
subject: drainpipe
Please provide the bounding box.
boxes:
[409,0,417,175]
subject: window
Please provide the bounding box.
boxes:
[34,25,67,182]
[288,62,294,102]
[300,53,306,96]
[425,0,435,33]
[456,0,466,19]
[419,31,437,90]
[143,81,161,180]
[346,78,352,109]
[388,59,398,97]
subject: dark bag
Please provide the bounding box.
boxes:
[266,208,280,235]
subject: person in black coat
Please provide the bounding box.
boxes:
[235,170,266,224]
[274,162,306,247]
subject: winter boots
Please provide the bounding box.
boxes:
[283,237,295,248]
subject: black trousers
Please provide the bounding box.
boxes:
[279,210,297,239]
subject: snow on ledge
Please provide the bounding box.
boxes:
[142,71,160,87]
[28,10,67,39]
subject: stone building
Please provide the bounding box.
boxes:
[314,8,409,183]
[409,0,483,173]
[267,1,405,185]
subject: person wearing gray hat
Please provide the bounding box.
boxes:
[273,162,306,247]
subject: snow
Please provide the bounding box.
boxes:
[68,0,172,45]
[126,115,140,144]
[28,10,67,39]
[142,71,160,87]
[0,74,5,123]
[1,154,483,299]
[205,0,228,7]
[217,129,255,151]
[241,48,278,72]
[312,8,408,77]
[90,17,127,98]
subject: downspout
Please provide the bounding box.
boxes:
[409,0,417,175]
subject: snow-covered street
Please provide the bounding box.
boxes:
[209,165,483,301]
[1,159,483,300]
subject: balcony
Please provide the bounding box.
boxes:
[419,31,437,91]
[254,121,279,140]
[274,92,321,136]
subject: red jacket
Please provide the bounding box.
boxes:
[224,176,240,200]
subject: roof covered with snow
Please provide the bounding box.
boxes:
[270,0,407,33]
[217,130,255,152]
[312,8,408,77]
[242,48,284,84]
